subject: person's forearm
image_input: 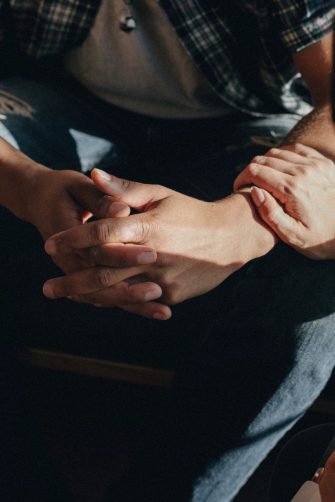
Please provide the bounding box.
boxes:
[0,137,47,219]
[282,104,335,161]
[216,191,277,264]
[229,104,335,262]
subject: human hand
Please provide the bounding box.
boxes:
[24,168,168,318]
[234,144,335,259]
[24,167,158,273]
[43,169,275,312]
[0,138,166,317]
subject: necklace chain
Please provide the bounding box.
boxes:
[120,0,136,32]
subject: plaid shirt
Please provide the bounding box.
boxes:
[0,0,334,116]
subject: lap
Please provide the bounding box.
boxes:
[0,74,333,370]
[2,76,335,500]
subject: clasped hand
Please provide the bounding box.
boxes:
[43,169,261,318]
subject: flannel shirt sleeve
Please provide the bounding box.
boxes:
[270,0,335,52]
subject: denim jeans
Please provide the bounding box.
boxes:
[1,74,335,501]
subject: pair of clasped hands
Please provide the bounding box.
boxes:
[39,143,335,320]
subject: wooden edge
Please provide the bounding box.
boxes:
[17,348,175,388]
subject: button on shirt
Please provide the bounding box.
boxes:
[1,0,335,117]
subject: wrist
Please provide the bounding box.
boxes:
[216,190,277,265]
[18,166,53,224]
[0,140,50,221]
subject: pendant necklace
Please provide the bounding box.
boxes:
[120,0,137,33]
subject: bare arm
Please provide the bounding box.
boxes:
[233,32,335,259]
[283,32,335,157]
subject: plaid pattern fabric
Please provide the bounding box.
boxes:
[0,0,334,116]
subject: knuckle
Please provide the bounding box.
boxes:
[135,218,151,243]
[268,148,280,157]
[94,221,112,243]
[87,246,100,265]
[248,163,259,176]
[291,234,306,249]
[252,155,265,165]
[282,178,295,195]
[291,143,305,155]
[284,231,297,245]
[266,209,279,225]
[120,177,131,192]
[96,267,114,288]
[156,252,172,268]
[297,165,309,177]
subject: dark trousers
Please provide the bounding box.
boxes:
[1,74,335,501]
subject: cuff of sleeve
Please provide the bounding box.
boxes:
[280,7,335,53]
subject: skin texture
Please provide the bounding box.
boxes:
[43,169,275,309]
[234,144,335,259]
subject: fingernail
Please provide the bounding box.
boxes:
[94,169,111,181]
[144,289,161,302]
[252,187,265,207]
[153,312,168,321]
[138,251,157,264]
[45,239,57,255]
[95,170,123,193]
[43,283,55,299]
[95,171,123,194]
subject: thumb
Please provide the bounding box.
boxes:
[251,187,301,246]
[91,168,172,210]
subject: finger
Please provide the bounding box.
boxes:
[251,187,302,246]
[95,196,131,218]
[279,144,326,159]
[91,168,172,210]
[68,175,106,214]
[85,243,157,267]
[250,154,297,175]
[121,302,172,320]
[52,253,85,274]
[74,243,157,269]
[234,164,292,202]
[69,281,163,306]
[42,266,140,299]
[272,144,326,160]
[45,215,148,256]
